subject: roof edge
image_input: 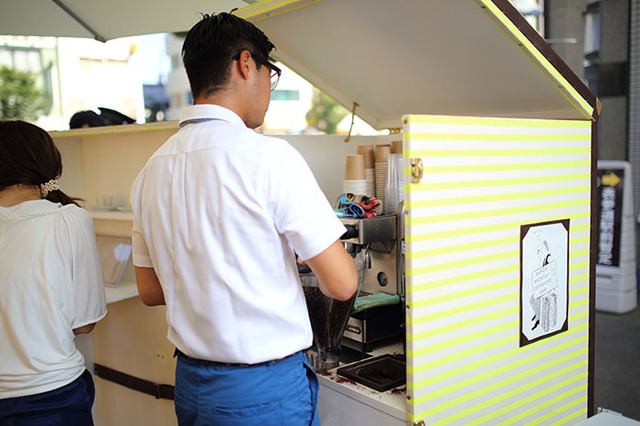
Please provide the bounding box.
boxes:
[488,0,599,120]
[235,0,323,23]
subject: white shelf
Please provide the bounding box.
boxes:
[105,280,138,304]
[90,210,133,221]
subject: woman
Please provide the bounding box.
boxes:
[0,120,107,425]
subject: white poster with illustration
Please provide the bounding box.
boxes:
[520,220,569,346]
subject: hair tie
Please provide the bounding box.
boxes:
[40,179,60,197]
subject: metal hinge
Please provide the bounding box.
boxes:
[411,158,423,183]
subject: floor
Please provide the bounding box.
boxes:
[593,304,640,421]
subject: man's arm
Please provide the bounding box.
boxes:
[134,266,166,306]
[304,240,358,301]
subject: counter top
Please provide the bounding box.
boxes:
[579,413,640,426]
[90,209,133,221]
[315,342,406,423]
[105,280,138,304]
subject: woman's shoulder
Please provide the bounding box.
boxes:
[56,203,94,228]
[59,202,91,216]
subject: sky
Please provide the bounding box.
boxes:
[136,33,171,85]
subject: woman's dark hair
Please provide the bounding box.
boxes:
[182,12,276,99]
[0,120,81,206]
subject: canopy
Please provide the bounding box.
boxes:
[1,0,247,42]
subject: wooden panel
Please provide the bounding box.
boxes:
[403,115,592,425]
[93,298,177,426]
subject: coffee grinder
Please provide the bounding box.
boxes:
[301,204,405,370]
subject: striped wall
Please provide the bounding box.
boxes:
[403,115,592,425]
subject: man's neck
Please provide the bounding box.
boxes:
[195,91,244,116]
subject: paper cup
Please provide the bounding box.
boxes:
[345,154,365,180]
[343,179,368,196]
[375,144,391,165]
[365,168,376,198]
[375,162,387,205]
[391,140,403,154]
[357,144,375,169]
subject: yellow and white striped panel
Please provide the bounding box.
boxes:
[402,115,592,426]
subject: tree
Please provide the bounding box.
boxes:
[0,66,44,121]
[305,88,349,134]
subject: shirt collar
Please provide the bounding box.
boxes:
[0,199,62,216]
[178,104,246,128]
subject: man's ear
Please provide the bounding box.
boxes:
[235,49,252,80]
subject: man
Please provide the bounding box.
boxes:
[130,12,358,425]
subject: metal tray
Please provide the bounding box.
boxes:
[337,354,406,392]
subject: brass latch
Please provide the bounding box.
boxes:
[411,158,423,183]
[413,421,426,426]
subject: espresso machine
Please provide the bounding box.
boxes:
[339,204,405,354]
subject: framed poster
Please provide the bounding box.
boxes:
[520,219,570,346]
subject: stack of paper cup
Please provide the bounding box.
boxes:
[396,153,404,206]
[343,154,367,195]
[385,153,404,215]
[391,140,403,155]
[357,144,376,198]
[391,141,404,210]
[375,144,391,211]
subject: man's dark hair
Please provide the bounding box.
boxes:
[182,12,276,99]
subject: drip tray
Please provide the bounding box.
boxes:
[337,354,406,392]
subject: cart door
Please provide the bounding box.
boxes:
[403,114,593,426]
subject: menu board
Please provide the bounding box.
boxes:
[596,168,625,267]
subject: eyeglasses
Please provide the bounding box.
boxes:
[233,50,282,91]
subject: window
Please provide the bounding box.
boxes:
[270,89,299,101]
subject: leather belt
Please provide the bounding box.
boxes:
[174,348,290,368]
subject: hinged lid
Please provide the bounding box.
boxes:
[238,0,597,129]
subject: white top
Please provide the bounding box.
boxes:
[0,200,107,398]
[130,104,346,364]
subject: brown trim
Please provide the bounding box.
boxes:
[490,0,599,113]
[93,363,174,400]
[587,120,598,417]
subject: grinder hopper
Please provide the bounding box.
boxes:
[300,257,365,370]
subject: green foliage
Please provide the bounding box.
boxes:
[305,88,349,134]
[0,66,45,120]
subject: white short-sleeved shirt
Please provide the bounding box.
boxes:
[0,200,107,398]
[130,104,346,364]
